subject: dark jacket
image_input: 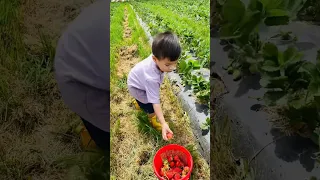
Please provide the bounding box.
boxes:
[54,0,110,132]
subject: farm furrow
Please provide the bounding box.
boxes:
[110,4,210,179]
[132,1,210,68]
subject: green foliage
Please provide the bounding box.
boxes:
[218,0,320,142]
[200,117,210,130]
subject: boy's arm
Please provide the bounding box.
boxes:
[152,103,166,125]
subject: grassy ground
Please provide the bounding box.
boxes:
[110,3,210,179]
[0,0,95,179]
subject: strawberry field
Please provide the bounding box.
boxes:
[110,1,210,179]
[212,0,320,179]
[132,0,210,107]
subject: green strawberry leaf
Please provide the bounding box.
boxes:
[263,43,278,60]
[263,90,288,106]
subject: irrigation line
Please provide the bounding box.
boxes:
[248,135,285,165]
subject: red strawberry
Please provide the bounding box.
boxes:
[172,167,182,173]
[183,166,190,173]
[160,168,165,176]
[174,173,181,180]
[170,161,175,168]
[165,170,175,179]
[173,155,180,162]
[175,161,180,167]
[167,133,173,140]
[167,156,173,162]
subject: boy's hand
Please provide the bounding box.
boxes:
[161,122,173,141]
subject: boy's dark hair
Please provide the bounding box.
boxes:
[152,31,181,61]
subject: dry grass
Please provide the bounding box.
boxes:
[110,4,210,179]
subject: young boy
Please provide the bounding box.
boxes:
[127,31,181,141]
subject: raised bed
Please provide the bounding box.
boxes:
[212,20,320,179]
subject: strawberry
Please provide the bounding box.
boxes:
[174,173,181,180]
[170,161,175,168]
[175,161,181,167]
[182,170,187,176]
[173,155,180,162]
[183,166,190,173]
[167,156,173,162]
[172,167,182,173]
[160,167,166,176]
[165,170,175,179]
[167,133,173,140]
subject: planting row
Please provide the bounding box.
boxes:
[131,0,210,107]
[134,0,209,26]
[216,0,320,144]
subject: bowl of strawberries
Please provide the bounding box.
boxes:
[153,144,193,180]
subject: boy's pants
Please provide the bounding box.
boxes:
[134,99,162,131]
[135,99,154,114]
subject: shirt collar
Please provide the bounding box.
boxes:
[150,54,163,75]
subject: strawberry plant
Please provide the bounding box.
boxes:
[200,117,210,131]
[260,43,320,137]
[219,0,306,80]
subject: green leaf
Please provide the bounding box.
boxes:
[220,24,242,39]
[243,45,255,57]
[200,123,209,130]
[238,11,263,36]
[263,43,278,59]
[287,0,307,19]
[233,69,242,81]
[249,64,259,74]
[179,60,187,72]
[266,9,289,17]
[283,46,298,63]
[246,57,257,64]
[248,0,264,12]
[222,0,245,23]
[264,16,289,26]
[288,89,313,109]
[263,90,287,106]
[260,0,288,10]
[298,62,317,78]
[261,65,280,72]
[206,117,210,124]
[308,80,320,97]
[260,76,288,88]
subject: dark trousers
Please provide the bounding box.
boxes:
[80,118,110,179]
[80,118,110,151]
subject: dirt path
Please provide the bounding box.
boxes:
[110,6,210,179]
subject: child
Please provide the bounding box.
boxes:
[127,31,181,141]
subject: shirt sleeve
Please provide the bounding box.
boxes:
[145,78,160,104]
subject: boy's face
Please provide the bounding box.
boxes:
[152,55,178,72]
